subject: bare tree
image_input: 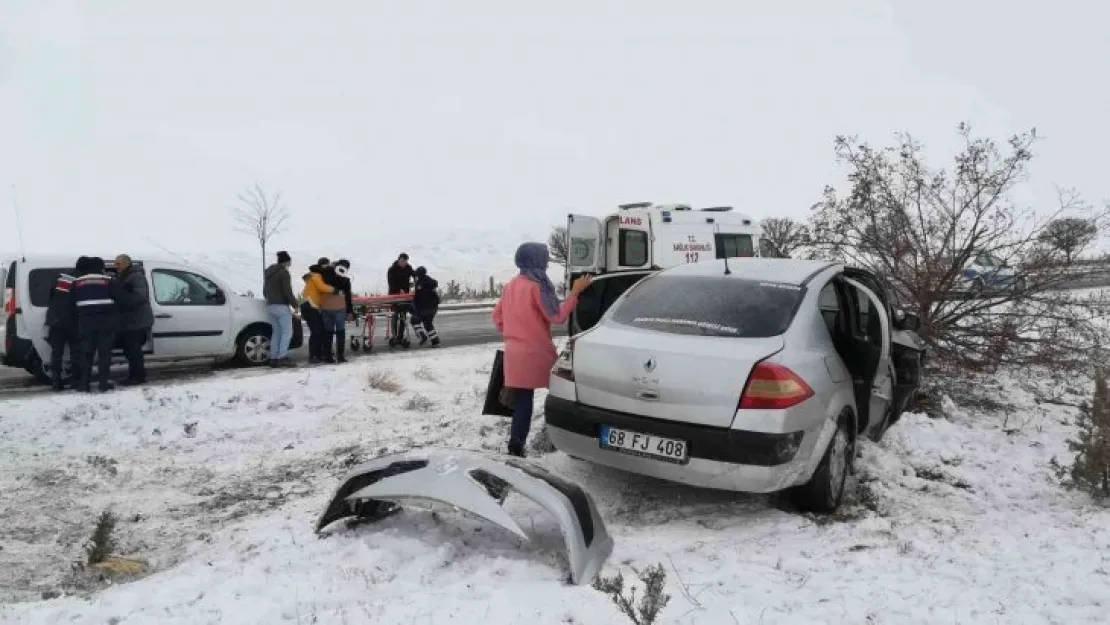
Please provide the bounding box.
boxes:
[1039,216,1099,263]
[760,218,810,257]
[809,123,1110,371]
[548,226,569,265]
[232,183,290,280]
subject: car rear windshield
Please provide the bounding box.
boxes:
[609,275,805,338]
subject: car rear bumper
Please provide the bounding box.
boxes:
[544,395,823,493]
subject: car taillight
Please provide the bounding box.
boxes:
[738,361,814,410]
[3,287,14,317]
[552,339,575,381]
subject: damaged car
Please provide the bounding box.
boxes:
[546,258,926,513]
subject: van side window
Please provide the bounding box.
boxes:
[152,270,223,306]
[714,234,755,259]
[759,238,784,258]
[618,229,649,266]
[28,268,71,307]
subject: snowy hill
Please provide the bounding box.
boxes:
[1,226,564,297]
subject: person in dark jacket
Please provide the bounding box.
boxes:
[73,256,118,392]
[411,266,441,347]
[319,259,355,363]
[386,253,415,346]
[387,253,414,294]
[45,260,82,390]
[112,254,154,385]
[301,258,333,363]
[263,251,298,367]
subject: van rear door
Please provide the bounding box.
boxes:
[0,261,11,356]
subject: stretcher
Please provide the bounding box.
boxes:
[348,293,414,352]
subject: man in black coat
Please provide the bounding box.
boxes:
[73,256,119,392]
[45,259,82,390]
[112,254,154,385]
[386,253,415,346]
[411,266,441,347]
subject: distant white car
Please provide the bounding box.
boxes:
[956,251,1024,292]
[1,255,301,382]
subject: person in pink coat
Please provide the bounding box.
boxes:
[492,242,593,456]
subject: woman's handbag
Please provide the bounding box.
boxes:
[482,350,515,417]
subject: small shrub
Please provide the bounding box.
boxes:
[592,563,670,625]
[414,365,438,382]
[86,455,119,477]
[85,510,118,565]
[404,394,435,412]
[367,370,403,394]
[1052,368,1110,501]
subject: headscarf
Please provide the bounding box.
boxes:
[515,242,559,316]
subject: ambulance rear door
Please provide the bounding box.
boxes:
[567,214,603,275]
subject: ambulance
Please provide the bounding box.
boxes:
[564,202,785,334]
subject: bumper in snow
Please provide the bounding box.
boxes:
[316,448,613,585]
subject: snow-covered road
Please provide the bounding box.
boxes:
[1,345,1108,624]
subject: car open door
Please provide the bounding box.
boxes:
[843,277,893,437]
[569,270,653,335]
[567,214,603,276]
[148,266,234,358]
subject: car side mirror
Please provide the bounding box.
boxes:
[895,310,921,332]
[208,289,226,305]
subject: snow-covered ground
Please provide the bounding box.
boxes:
[2,345,1108,624]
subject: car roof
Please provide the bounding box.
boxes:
[659,258,841,285]
[11,254,174,268]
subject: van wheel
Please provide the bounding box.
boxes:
[791,412,855,513]
[235,325,272,366]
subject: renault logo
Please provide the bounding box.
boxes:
[644,356,656,373]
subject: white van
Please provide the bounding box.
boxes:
[1,255,301,382]
[564,202,784,334]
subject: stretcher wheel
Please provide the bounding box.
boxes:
[350,336,362,352]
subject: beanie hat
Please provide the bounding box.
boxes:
[414,266,427,277]
[277,251,291,264]
[317,257,330,266]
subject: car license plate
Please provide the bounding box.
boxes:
[599,425,688,464]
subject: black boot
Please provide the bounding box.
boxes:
[336,341,347,364]
[507,441,525,458]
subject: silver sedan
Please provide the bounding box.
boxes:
[545,258,926,513]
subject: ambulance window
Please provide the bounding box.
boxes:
[618,229,648,266]
[714,234,755,259]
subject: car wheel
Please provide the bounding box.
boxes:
[791,413,855,513]
[235,326,272,366]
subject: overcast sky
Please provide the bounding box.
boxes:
[1,0,1106,256]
